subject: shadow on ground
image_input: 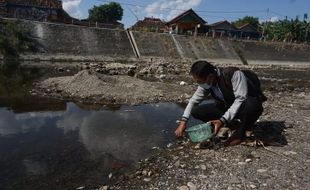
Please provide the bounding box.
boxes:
[254,121,288,146]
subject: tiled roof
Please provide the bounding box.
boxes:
[166,9,206,25]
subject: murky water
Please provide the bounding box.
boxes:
[0,95,199,189]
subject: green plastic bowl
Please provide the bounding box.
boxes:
[186,122,213,142]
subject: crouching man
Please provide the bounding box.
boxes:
[175,60,267,145]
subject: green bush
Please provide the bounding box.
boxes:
[0,20,33,58]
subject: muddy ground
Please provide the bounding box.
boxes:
[33,60,310,190]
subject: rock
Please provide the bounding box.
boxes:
[229,176,240,184]
[166,143,173,148]
[245,158,252,163]
[83,65,90,70]
[142,170,148,176]
[283,151,297,155]
[174,160,180,168]
[180,81,188,86]
[200,164,207,170]
[187,182,197,190]
[148,171,152,176]
[249,184,256,189]
[179,186,189,190]
[143,178,151,182]
[98,186,108,190]
[108,173,113,179]
[159,74,166,79]
[76,187,85,190]
[194,144,200,149]
[257,169,267,173]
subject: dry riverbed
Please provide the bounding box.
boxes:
[33,61,310,190]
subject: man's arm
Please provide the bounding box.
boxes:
[175,86,207,137]
[220,70,248,124]
[181,86,207,121]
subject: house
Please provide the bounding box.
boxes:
[238,23,260,39]
[208,20,240,38]
[0,0,70,22]
[130,17,168,33]
[166,9,207,35]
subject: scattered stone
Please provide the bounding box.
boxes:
[166,143,173,148]
[174,160,180,168]
[159,74,166,79]
[284,151,297,155]
[194,144,200,149]
[200,164,207,170]
[108,173,113,179]
[179,186,189,190]
[257,169,268,173]
[143,178,151,182]
[180,81,187,86]
[148,171,152,177]
[187,182,197,190]
[245,158,252,163]
[142,170,148,176]
[249,184,256,189]
[229,176,240,184]
[98,186,108,190]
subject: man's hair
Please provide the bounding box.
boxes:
[190,60,216,78]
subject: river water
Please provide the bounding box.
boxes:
[0,93,199,189]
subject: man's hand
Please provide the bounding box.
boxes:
[210,119,223,135]
[175,121,186,137]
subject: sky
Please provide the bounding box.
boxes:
[62,0,310,28]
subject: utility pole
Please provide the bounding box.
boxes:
[127,5,139,22]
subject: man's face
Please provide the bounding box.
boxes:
[193,74,216,85]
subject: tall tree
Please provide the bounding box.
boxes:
[232,16,259,29]
[88,2,123,23]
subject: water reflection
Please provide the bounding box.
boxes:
[0,100,189,189]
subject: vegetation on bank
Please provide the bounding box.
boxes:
[88,2,123,23]
[233,15,310,43]
[0,19,33,59]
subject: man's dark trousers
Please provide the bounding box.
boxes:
[191,97,264,138]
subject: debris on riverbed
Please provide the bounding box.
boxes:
[35,70,195,105]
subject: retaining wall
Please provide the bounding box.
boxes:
[4,19,310,63]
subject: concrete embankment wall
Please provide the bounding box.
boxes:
[22,20,135,57]
[4,19,310,63]
[233,41,310,62]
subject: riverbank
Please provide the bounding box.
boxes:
[32,59,310,104]
[30,60,310,190]
[105,89,310,190]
